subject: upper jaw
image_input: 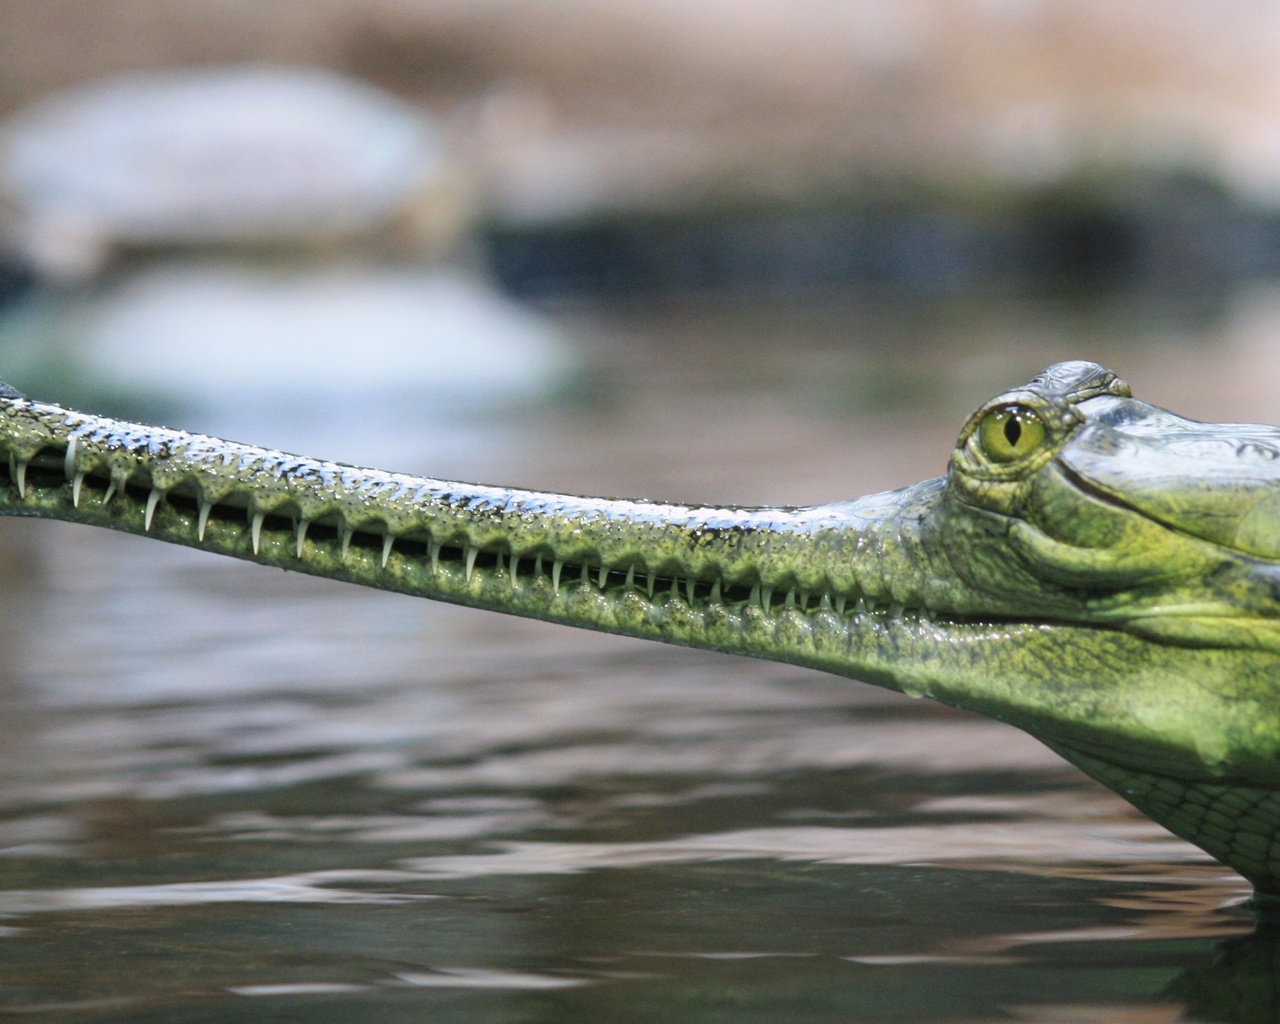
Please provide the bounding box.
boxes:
[1056,398,1280,562]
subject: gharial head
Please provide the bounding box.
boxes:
[941,359,1280,656]
[2,359,1280,895]
[909,361,1280,894]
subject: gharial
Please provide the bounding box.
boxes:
[2,361,1280,900]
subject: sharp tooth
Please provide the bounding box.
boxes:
[104,468,126,505]
[72,471,83,508]
[835,596,847,616]
[63,437,77,480]
[145,489,162,530]
[198,500,212,541]
[749,582,760,607]
[710,579,722,604]
[598,564,608,588]
[535,554,544,577]
[646,570,656,597]
[890,602,904,618]
[430,540,441,572]
[855,598,870,614]
[465,544,478,580]
[670,576,680,595]
[295,519,309,558]
[686,577,696,603]
[819,594,832,611]
[762,587,773,610]
[250,511,264,554]
[382,535,395,568]
[14,458,26,498]
[552,559,563,593]
[625,566,635,590]
[341,527,353,560]
[580,562,589,584]
[800,591,810,609]
[510,555,520,588]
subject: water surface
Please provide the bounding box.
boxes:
[1,289,1275,1022]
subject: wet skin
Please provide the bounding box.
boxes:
[2,362,1279,896]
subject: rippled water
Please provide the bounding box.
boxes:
[3,288,1279,1022]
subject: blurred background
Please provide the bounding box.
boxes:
[0,0,1278,448]
[2,3,1280,1021]
[2,1,1280,422]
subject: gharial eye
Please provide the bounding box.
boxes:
[976,404,1047,463]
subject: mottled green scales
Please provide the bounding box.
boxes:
[2,362,1280,896]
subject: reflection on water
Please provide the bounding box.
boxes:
[0,291,1276,1021]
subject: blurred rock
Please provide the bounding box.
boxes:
[0,262,577,465]
[0,65,465,281]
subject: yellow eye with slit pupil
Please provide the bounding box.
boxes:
[977,405,1046,463]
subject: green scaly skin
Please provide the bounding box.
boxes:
[3,361,1280,896]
